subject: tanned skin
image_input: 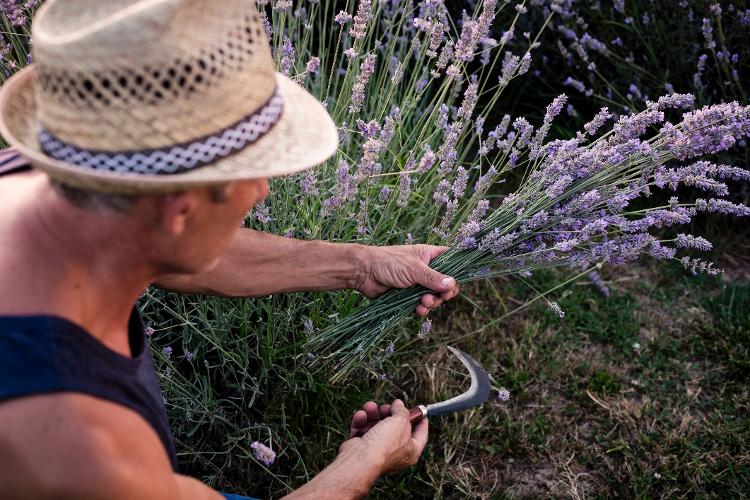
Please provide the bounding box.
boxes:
[0,168,457,499]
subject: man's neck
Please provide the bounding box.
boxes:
[0,174,156,357]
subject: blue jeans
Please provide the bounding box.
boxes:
[221,493,259,500]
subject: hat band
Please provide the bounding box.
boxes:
[38,88,284,176]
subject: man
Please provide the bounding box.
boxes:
[0,0,459,499]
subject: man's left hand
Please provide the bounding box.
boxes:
[355,244,460,316]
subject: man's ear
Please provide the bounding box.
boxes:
[158,191,195,237]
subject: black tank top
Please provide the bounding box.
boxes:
[0,150,178,470]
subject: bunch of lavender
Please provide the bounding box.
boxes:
[308,92,750,379]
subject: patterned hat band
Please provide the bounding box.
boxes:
[38,87,284,176]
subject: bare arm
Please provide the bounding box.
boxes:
[0,394,426,500]
[155,229,362,297]
[155,229,460,316]
[284,399,428,500]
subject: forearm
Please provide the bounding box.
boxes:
[155,229,366,297]
[283,441,383,500]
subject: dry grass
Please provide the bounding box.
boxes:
[367,255,750,498]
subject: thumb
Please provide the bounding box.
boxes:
[389,399,408,419]
[414,264,455,292]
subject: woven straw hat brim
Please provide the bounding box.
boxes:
[0,65,339,193]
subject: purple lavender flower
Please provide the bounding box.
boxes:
[300,170,318,195]
[274,0,292,12]
[454,20,478,63]
[587,270,611,297]
[163,346,173,359]
[334,10,352,25]
[420,319,432,337]
[584,107,612,135]
[378,186,391,202]
[279,36,295,76]
[680,257,721,275]
[427,22,446,58]
[418,148,436,173]
[254,204,271,224]
[456,220,481,243]
[548,302,565,318]
[676,233,712,251]
[356,200,369,235]
[259,11,273,39]
[479,229,516,254]
[475,166,498,192]
[433,199,458,239]
[458,82,479,120]
[563,78,586,95]
[0,1,25,26]
[471,200,490,221]
[695,198,750,216]
[702,18,715,49]
[250,441,276,467]
[349,54,376,114]
[452,169,468,199]
[350,0,373,39]
[496,387,510,401]
[380,108,400,144]
[306,56,321,74]
[303,318,314,336]
[655,93,694,111]
[385,341,395,354]
[356,119,380,139]
[397,174,412,207]
[145,326,154,338]
[433,179,452,205]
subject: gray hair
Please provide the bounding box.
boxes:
[51,180,232,213]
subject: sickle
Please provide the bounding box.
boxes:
[407,346,492,424]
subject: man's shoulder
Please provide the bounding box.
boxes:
[0,392,177,498]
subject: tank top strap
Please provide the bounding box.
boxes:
[0,148,31,176]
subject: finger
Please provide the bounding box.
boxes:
[441,285,459,301]
[363,401,380,422]
[429,297,444,309]
[415,305,429,316]
[421,294,436,308]
[411,417,429,454]
[440,286,459,301]
[379,404,391,419]
[350,409,368,437]
[410,254,455,293]
[389,399,408,420]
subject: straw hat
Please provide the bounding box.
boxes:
[0,0,338,193]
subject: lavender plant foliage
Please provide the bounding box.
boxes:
[309,92,750,380]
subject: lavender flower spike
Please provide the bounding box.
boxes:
[250,441,276,466]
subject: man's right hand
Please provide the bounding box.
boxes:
[343,399,429,475]
[284,399,429,499]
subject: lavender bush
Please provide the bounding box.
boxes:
[531,0,749,113]
[2,0,749,494]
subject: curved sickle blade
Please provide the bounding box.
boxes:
[424,346,491,417]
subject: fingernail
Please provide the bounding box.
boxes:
[441,277,454,287]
